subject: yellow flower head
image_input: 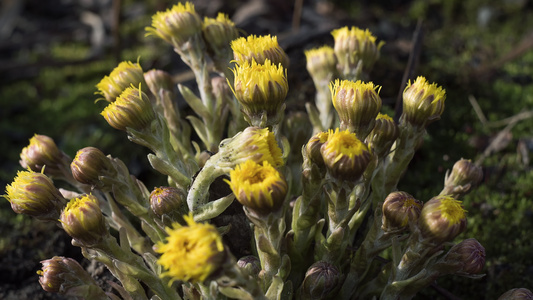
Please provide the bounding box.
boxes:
[418,195,467,245]
[101,85,155,131]
[226,160,287,213]
[60,194,108,247]
[402,76,446,127]
[382,191,423,232]
[202,13,239,54]
[4,170,66,220]
[231,35,290,67]
[145,2,202,47]
[320,128,371,181]
[96,61,145,103]
[331,26,384,75]
[232,59,288,122]
[20,134,70,177]
[156,213,225,284]
[220,126,284,168]
[367,113,399,158]
[330,79,382,139]
[305,46,337,81]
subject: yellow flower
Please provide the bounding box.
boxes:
[418,195,467,245]
[401,76,446,127]
[331,26,384,77]
[330,79,382,139]
[220,126,284,168]
[145,2,202,48]
[320,128,371,181]
[60,194,108,247]
[101,85,155,131]
[96,61,145,102]
[227,160,287,213]
[156,213,225,284]
[305,46,337,82]
[231,34,290,67]
[202,13,239,55]
[4,170,66,221]
[231,59,288,124]
[20,134,71,178]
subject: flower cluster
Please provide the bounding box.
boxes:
[3,2,501,300]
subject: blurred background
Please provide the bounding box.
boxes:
[1,0,532,298]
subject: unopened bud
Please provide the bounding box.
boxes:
[38,256,106,298]
[444,238,485,275]
[150,186,188,221]
[71,147,116,188]
[498,288,533,300]
[443,159,483,197]
[237,255,262,278]
[382,191,423,232]
[299,261,341,300]
[20,134,71,178]
[367,113,399,158]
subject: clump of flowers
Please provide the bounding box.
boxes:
[5,2,508,299]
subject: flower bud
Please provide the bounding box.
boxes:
[418,195,467,245]
[305,46,337,83]
[330,79,382,140]
[60,194,108,247]
[382,191,423,232]
[444,238,485,275]
[144,69,174,95]
[305,131,330,168]
[226,160,287,213]
[70,147,116,188]
[219,126,284,168]
[237,255,262,278]
[401,76,446,128]
[367,113,399,158]
[498,288,533,300]
[19,134,71,178]
[202,13,239,57]
[299,261,341,300]
[231,59,288,126]
[331,26,384,79]
[231,34,290,67]
[443,159,483,197]
[101,85,155,131]
[150,186,188,221]
[4,170,66,221]
[96,61,145,102]
[145,2,202,48]
[320,128,371,181]
[156,213,225,283]
[38,256,105,297]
